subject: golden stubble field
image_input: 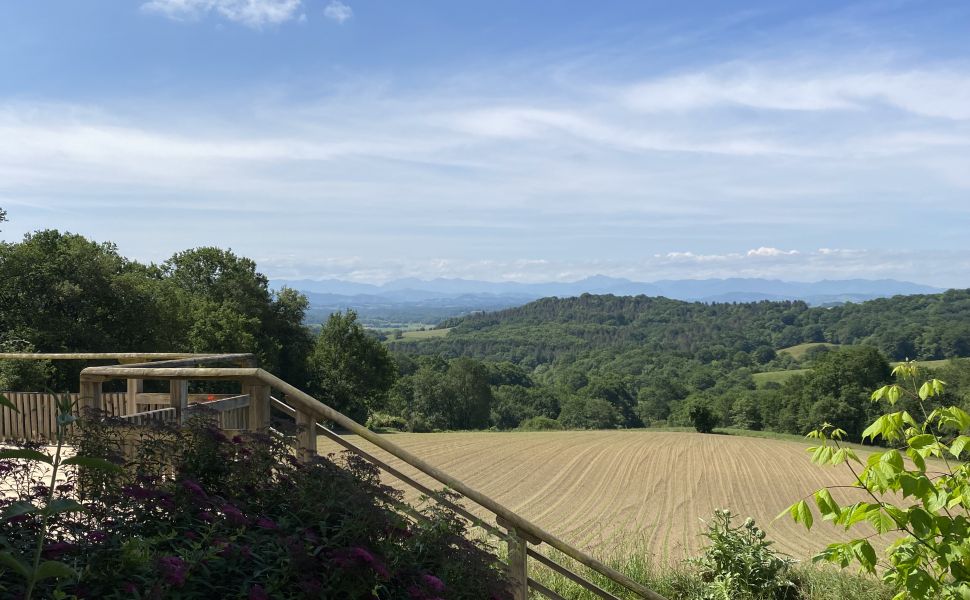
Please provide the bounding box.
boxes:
[318,430,887,563]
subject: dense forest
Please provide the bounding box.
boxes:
[2,227,969,442]
[385,292,970,438]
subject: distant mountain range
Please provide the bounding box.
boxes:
[271,276,947,327]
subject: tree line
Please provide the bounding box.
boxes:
[3,226,969,441]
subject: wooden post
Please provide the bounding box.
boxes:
[170,379,188,423]
[505,527,529,600]
[246,382,271,431]
[126,378,143,416]
[78,379,103,416]
[295,409,317,461]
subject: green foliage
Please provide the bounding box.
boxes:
[366,412,409,431]
[0,341,53,391]
[559,395,620,429]
[388,355,493,430]
[784,360,970,599]
[692,509,796,600]
[529,537,891,600]
[516,416,564,431]
[0,232,313,390]
[689,403,718,434]
[308,310,397,423]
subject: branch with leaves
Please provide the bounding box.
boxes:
[782,361,970,600]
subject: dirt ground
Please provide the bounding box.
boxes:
[318,430,889,563]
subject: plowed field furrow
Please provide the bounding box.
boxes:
[319,431,892,561]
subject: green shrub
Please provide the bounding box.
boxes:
[688,404,718,434]
[407,414,434,432]
[692,509,796,599]
[517,416,564,431]
[366,412,408,431]
[0,413,511,599]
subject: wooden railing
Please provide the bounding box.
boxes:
[0,353,666,600]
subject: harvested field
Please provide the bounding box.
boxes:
[319,430,891,563]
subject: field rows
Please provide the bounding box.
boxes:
[319,430,889,562]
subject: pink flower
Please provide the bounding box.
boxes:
[421,574,446,593]
[222,503,248,526]
[158,556,188,587]
[255,517,278,530]
[181,479,207,498]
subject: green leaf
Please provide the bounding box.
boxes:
[790,499,813,529]
[906,448,927,473]
[900,474,931,500]
[887,385,903,405]
[866,508,897,534]
[908,507,934,536]
[814,542,853,568]
[862,416,886,442]
[908,434,936,450]
[811,445,834,465]
[0,551,31,578]
[0,449,53,464]
[45,498,84,515]
[852,539,878,572]
[814,489,841,520]
[951,435,970,459]
[880,449,904,472]
[60,456,123,473]
[0,394,17,413]
[2,501,38,520]
[34,560,76,582]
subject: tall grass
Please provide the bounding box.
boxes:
[524,539,893,600]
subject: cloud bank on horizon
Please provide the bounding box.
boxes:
[1,1,968,287]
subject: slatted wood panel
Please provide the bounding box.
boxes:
[0,392,170,441]
[185,395,251,430]
[119,407,178,425]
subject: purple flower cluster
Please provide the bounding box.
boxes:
[158,555,188,587]
[329,545,391,579]
[181,479,207,499]
[407,573,447,600]
[222,503,248,526]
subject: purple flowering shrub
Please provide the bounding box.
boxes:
[0,415,511,599]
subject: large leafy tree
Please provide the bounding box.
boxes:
[161,247,312,384]
[0,230,173,388]
[309,310,396,424]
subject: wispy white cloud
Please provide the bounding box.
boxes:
[3,46,970,287]
[624,67,970,120]
[747,247,799,257]
[323,0,352,24]
[141,0,303,28]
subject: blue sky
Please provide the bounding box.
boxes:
[2,1,969,286]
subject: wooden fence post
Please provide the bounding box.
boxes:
[171,379,188,423]
[496,517,535,600]
[126,378,143,416]
[506,528,529,600]
[246,382,271,431]
[78,379,103,416]
[295,409,317,461]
